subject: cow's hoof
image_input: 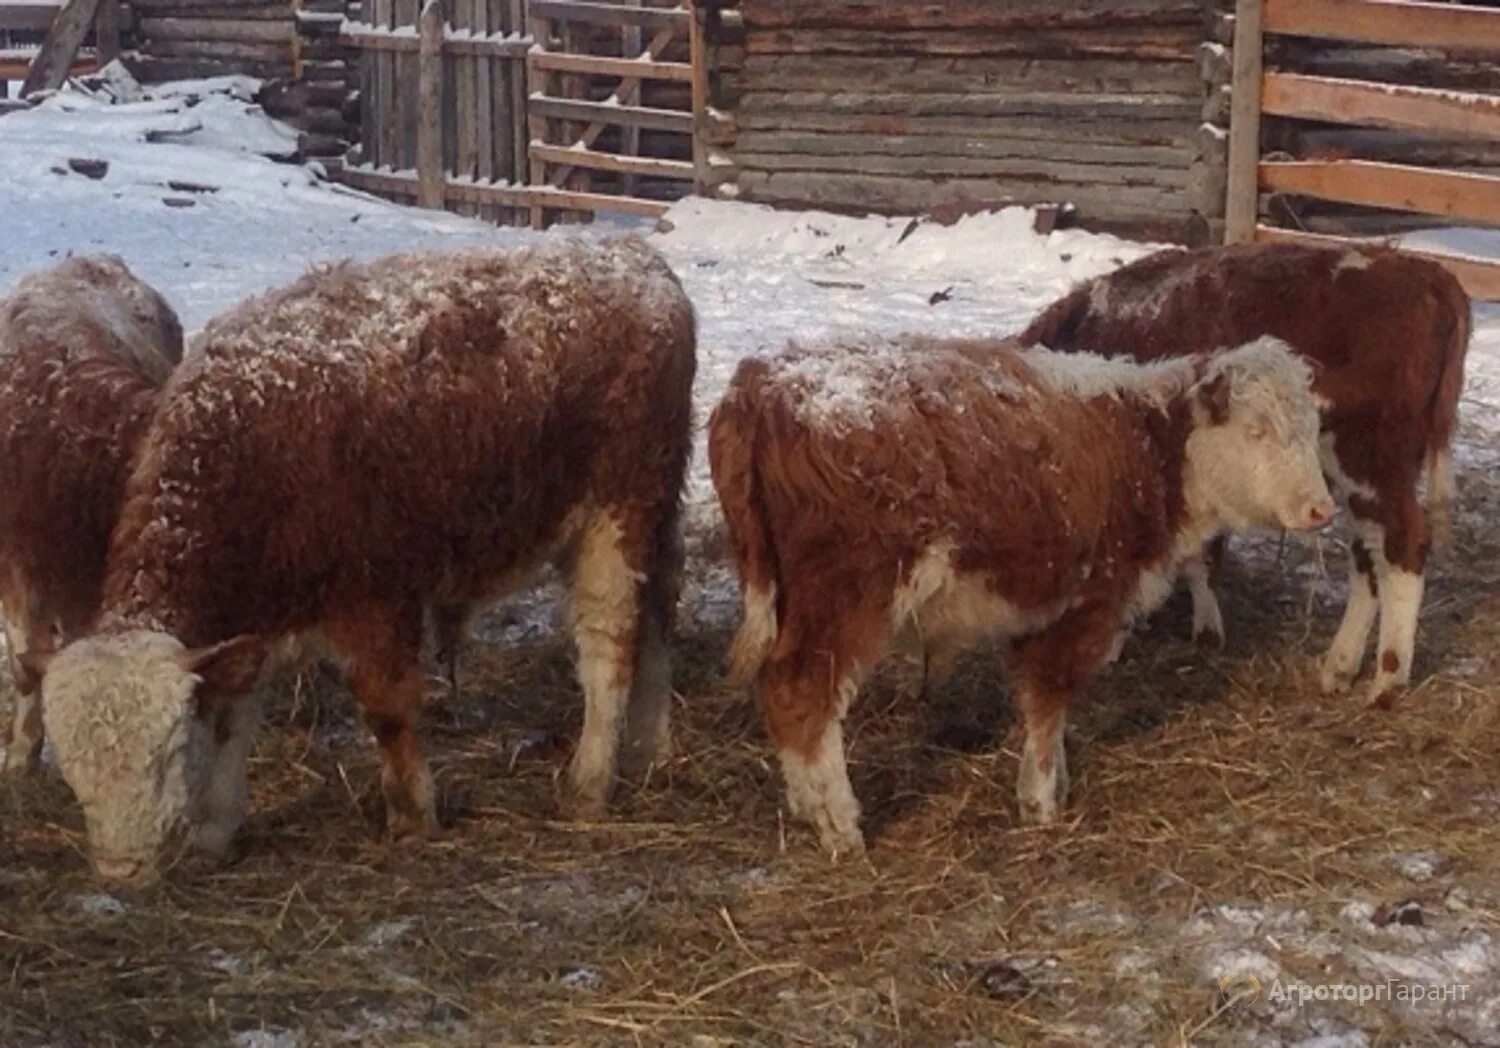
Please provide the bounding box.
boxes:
[816,822,866,859]
[1319,659,1358,696]
[1194,626,1225,651]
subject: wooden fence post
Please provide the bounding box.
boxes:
[20,0,102,96]
[94,0,121,65]
[688,0,709,195]
[1224,0,1265,243]
[527,7,554,228]
[417,0,444,209]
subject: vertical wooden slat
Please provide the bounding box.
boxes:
[94,0,121,65]
[472,0,494,218]
[527,9,554,227]
[489,0,512,205]
[418,0,444,208]
[452,0,476,214]
[20,0,102,96]
[619,0,641,197]
[508,0,528,221]
[440,0,459,199]
[375,0,395,169]
[396,0,419,170]
[688,0,708,194]
[1225,0,1265,244]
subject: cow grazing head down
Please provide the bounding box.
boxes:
[1182,336,1333,535]
[40,630,264,884]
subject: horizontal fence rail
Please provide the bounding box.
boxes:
[1227,0,1500,300]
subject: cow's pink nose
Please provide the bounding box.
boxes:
[1304,500,1335,529]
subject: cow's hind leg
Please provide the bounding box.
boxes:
[619,522,681,779]
[1014,680,1069,826]
[330,603,437,839]
[565,511,653,816]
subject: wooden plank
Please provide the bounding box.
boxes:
[1263,72,1500,141]
[417,0,443,207]
[93,0,119,62]
[742,25,1201,59]
[0,2,63,31]
[529,0,686,30]
[141,16,293,41]
[619,0,641,196]
[395,0,418,170]
[735,129,1189,165]
[529,48,692,82]
[338,162,671,214]
[528,94,692,132]
[133,37,293,60]
[338,24,529,54]
[1263,0,1500,55]
[507,0,526,198]
[487,0,511,204]
[452,0,475,196]
[20,0,101,95]
[736,54,1200,95]
[375,0,395,169]
[1224,0,1264,243]
[742,0,1203,32]
[526,7,553,226]
[472,0,492,217]
[1259,159,1500,225]
[688,0,708,192]
[1254,224,1500,300]
[733,150,1189,185]
[529,141,694,178]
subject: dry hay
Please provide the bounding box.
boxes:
[2,439,1498,1047]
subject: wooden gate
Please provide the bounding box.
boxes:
[1224,0,1500,300]
[339,0,702,226]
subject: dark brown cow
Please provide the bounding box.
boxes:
[709,333,1332,853]
[1020,242,1470,704]
[0,254,184,774]
[36,237,696,883]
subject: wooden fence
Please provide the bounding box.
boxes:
[1225,0,1500,300]
[340,0,700,226]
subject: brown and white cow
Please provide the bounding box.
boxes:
[35,236,696,883]
[0,254,184,774]
[709,334,1332,854]
[1020,242,1470,703]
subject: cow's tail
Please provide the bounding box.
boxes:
[707,367,781,684]
[1423,268,1471,552]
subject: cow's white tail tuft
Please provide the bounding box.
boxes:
[1426,445,1456,552]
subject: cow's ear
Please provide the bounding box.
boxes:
[178,635,266,716]
[1193,371,1232,426]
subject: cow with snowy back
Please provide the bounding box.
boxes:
[709,334,1333,854]
[1020,242,1470,703]
[34,237,696,883]
[0,254,184,775]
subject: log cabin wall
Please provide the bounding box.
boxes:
[124,0,355,158]
[703,0,1231,243]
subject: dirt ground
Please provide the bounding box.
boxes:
[2,426,1498,1047]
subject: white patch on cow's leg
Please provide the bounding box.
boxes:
[1320,538,1380,694]
[191,690,263,857]
[1016,695,1068,826]
[1183,554,1225,649]
[620,612,672,777]
[1369,567,1423,703]
[780,716,863,856]
[565,514,644,816]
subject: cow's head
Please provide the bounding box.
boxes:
[1184,336,1334,534]
[38,630,264,884]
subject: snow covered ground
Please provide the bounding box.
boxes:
[3,69,1500,1047]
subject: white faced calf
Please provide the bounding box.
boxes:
[39,237,695,883]
[710,335,1331,854]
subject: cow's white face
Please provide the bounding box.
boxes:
[1185,336,1334,535]
[40,630,263,884]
